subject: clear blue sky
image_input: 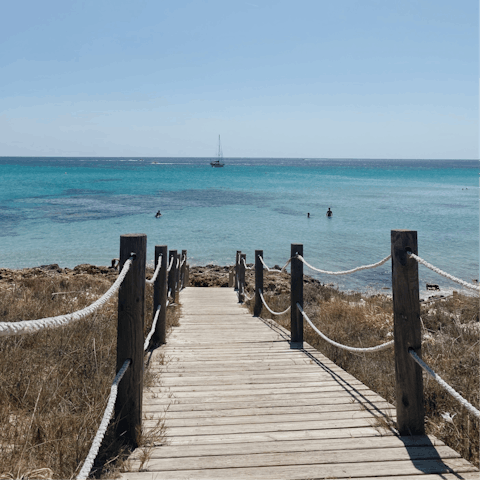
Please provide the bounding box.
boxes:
[0,0,478,158]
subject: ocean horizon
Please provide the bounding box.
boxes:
[1,157,478,298]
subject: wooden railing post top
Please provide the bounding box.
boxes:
[391,230,418,267]
[120,233,147,238]
[291,243,303,255]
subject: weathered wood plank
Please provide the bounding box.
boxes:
[122,458,477,480]
[129,445,461,472]
[128,434,443,459]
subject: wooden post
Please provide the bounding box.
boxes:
[254,249,263,316]
[152,245,167,346]
[391,230,424,435]
[168,250,177,303]
[234,251,241,290]
[228,267,234,288]
[186,264,190,286]
[290,243,303,349]
[238,253,246,302]
[116,234,146,448]
[181,250,187,289]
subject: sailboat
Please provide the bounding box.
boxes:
[210,135,225,167]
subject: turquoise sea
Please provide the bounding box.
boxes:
[0,157,478,297]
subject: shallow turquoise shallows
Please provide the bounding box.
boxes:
[0,157,478,297]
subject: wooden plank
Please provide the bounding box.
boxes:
[121,458,477,480]
[160,409,394,428]
[129,445,461,472]
[128,434,443,459]
[161,426,389,446]
[143,401,395,419]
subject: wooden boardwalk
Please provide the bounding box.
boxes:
[121,287,478,479]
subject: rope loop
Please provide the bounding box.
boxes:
[258,256,291,273]
[0,257,134,337]
[242,258,254,270]
[297,303,394,353]
[259,290,291,316]
[76,359,131,480]
[297,254,391,276]
[167,256,174,272]
[407,253,480,294]
[146,255,162,285]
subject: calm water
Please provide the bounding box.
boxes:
[0,157,478,296]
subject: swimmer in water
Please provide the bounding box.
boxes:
[326,207,332,217]
[155,210,162,218]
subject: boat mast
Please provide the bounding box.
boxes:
[218,135,223,160]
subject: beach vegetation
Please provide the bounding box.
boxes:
[0,266,179,479]
[245,270,479,467]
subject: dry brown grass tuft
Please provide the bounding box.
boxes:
[247,279,479,467]
[0,267,180,479]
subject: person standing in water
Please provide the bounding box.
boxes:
[326,207,332,217]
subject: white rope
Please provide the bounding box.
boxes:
[144,305,161,351]
[180,257,186,267]
[167,256,174,272]
[258,256,291,273]
[76,359,131,480]
[297,254,391,276]
[146,255,162,285]
[409,349,480,419]
[0,258,133,337]
[259,290,291,316]
[176,258,180,269]
[244,291,254,301]
[297,303,394,353]
[242,258,254,270]
[408,253,480,294]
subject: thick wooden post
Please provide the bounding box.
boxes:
[168,250,177,303]
[254,250,263,316]
[238,253,246,302]
[290,243,303,349]
[391,230,424,435]
[234,251,241,290]
[181,250,187,289]
[152,245,168,346]
[116,234,146,448]
[186,264,190,286]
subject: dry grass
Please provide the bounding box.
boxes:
[246,277,479,467]
[0,266,180,479]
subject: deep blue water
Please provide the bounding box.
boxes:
[0,157,478,296]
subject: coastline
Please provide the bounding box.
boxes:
[0,262,468,303]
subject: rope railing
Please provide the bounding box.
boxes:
[297,303,394,353]
[242,258,254,270]
[243,290,254,301]
[258,255,291,272]
[76,359,131,480]
[407,253,480,294]
[0,257,134,337]
[145,255,162,285]
[144,305,161,351]
[167,256,174,272]
[259,290,291,316]
[409,349,480,419]
[297,254,391,276]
